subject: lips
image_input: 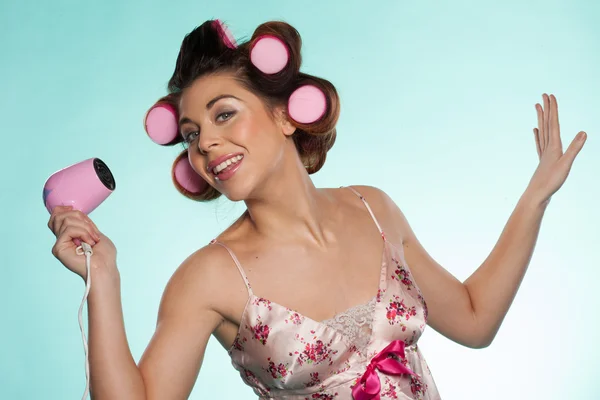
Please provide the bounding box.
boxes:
[207,152,244,173]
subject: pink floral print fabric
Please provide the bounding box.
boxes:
[212,187,441,399]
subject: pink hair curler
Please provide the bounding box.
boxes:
[287,85,327,124]
[213,19,237,49]
[43,158,115,215]
[173,154,208,194]
[144,102,179,145]
[250,35,328,124]
[250,35,289,74]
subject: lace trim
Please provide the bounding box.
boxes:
[321,296,377,350]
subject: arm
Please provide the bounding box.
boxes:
[462,193,546,346]
[356,185,546,349]
[88,268,147,399]
[357,94,586,348]
[138,248,224,400]
[392,190,546,349]
[88,248,224,399]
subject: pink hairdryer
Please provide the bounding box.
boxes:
[43,157,116,215]
[43,157,115,400]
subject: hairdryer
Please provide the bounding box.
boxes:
[43,157,115,215]
[43,157,116,400]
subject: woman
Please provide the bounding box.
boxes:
[47,19,587,400]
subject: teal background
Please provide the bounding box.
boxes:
[1,0,598,398]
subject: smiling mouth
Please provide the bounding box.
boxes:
[211,154,244,176]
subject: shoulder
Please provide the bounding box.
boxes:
[164,211,249,302]
[170,243,233,287]
[158,242,239,324]
[344,185,409,243]
[345,185,401,217]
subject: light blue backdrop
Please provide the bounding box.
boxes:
[1,0,598,399]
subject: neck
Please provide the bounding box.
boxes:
[243,146,335,246]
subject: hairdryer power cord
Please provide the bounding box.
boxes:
[75,242,93,400]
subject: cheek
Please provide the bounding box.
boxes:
[230,119,255,143]
[187,149,209,179]
[232,114,281,150]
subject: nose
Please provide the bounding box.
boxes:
[197,125,221,155]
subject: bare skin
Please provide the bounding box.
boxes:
[48,70,586,399]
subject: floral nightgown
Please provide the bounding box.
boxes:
[210,187,441,399]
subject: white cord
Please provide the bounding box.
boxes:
[75,242,93,400]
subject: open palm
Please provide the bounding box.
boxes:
[527,93,587,205]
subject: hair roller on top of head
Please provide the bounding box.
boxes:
[212,19,237,49]
[250,35,289,74]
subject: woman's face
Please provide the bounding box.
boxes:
[178,72,295,201]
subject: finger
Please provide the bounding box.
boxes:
[533,128,542,160]
[561,131,587,167]
[52,226,97,257]
[50,209,77,235]
[536,103,545,152]
[51,209,101,239]
[49,210,70,234]
[82,216,102,240]
[77,212,101,239]
[57,215,101,242]
[61,226,97,246]
[48,205,73,231]
[549,94,562,150]
[56,215,82,237]
[543,94,550,150]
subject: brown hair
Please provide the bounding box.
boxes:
[152,20,340,201]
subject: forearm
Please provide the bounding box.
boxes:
[464,191,548,346]
[87,266,146,400]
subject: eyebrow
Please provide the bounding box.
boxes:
[178,94,242,127]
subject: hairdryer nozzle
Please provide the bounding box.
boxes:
[43,158,116,215]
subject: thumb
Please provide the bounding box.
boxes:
[561,131,587,167]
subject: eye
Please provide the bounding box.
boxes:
[183,131,199,144]
[216,110,236,122]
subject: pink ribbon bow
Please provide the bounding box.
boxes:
[351,340,416,400]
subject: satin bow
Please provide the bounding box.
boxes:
[351,340,416,400]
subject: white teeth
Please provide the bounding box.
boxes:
[212,155,243,175]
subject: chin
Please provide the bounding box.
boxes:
[217,180,255,202]
[222,191,246,202]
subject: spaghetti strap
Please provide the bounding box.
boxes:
[210,239,253,295]
[343,186,386,240]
